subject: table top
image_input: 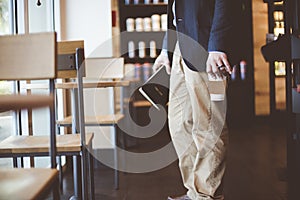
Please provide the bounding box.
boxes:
[55,80,130,89]
[0,168,58,200]
[21,79,130,90]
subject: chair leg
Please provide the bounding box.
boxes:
[81,147,89,200]
[114,125,119,190]
[52,176,60,200]
[69,155,82,200]
[88,150,95,200]
[57,156,63,192]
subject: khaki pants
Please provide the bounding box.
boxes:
[168,44,228,200]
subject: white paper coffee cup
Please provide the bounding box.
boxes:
[208,74,226,101]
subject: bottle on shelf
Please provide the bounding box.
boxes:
[150,40,157,58]
[143,17,152,31]
[143,62,153,81]
[240,60,247,80]
[135,18,144,32]
[151,14,161,31]
[134,63,142,80]
[126,18,135,32]
[138,41,146,58]
[125,0,131,5]
[231,65,237,81]
[128,41,135,58]
[161,14,168,31]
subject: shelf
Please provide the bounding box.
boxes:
[119,3,167,19]
[120,31,165,42]
[118,1,167,63]
[273,4,284,11]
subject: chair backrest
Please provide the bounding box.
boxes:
[57,40,84,79]
[0,32,57,169]
[0,33,56,80]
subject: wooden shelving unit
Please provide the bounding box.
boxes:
[118,0,168,106]
[118,0,167,64]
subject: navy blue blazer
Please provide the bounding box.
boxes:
[164,0,237,71]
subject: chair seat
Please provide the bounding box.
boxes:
[0,168,58,200]
[57,114,124,126]
[0,133,94,156]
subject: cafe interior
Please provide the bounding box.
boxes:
[0,0,300,199]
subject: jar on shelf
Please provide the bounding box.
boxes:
[151,14,161,31]
[135,18,144,32]
[126,18,135,32]
[143,17,152,31]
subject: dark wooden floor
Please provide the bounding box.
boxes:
[60,119,287,200]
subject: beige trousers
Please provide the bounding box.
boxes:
[168,44,228,200]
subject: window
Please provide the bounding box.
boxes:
[0,0,15,168]
[0,0,60,168]
[0,0,10,35]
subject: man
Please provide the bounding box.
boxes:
[153,0,237,199]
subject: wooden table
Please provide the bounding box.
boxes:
[55,80,130,89]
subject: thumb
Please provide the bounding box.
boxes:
[153,61,162,72]
[165,64,171,75]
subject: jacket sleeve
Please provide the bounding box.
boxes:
[161,0,177,63]
[208,0,232,53]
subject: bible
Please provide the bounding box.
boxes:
[139,66,170,110]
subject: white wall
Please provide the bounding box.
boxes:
[58,0,116,149]
[28,0,53,33]
[59,0,113,57]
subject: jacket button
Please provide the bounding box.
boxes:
[177,18,183,22]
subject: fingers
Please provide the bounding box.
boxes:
[165,64,171,75]
[222,58,232,74]
[153,62,162,72]
[153,53,170,73]
[206,52,231,79]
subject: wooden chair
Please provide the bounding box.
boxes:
[19,40,95,199]
[56,40,95,199]
[0,37,94,200]
[0,33,59,199]
[56,57,127,189]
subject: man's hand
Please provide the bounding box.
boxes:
[206,52,231,79]
[153,52,171,74]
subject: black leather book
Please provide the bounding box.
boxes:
[139,66,170,110]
